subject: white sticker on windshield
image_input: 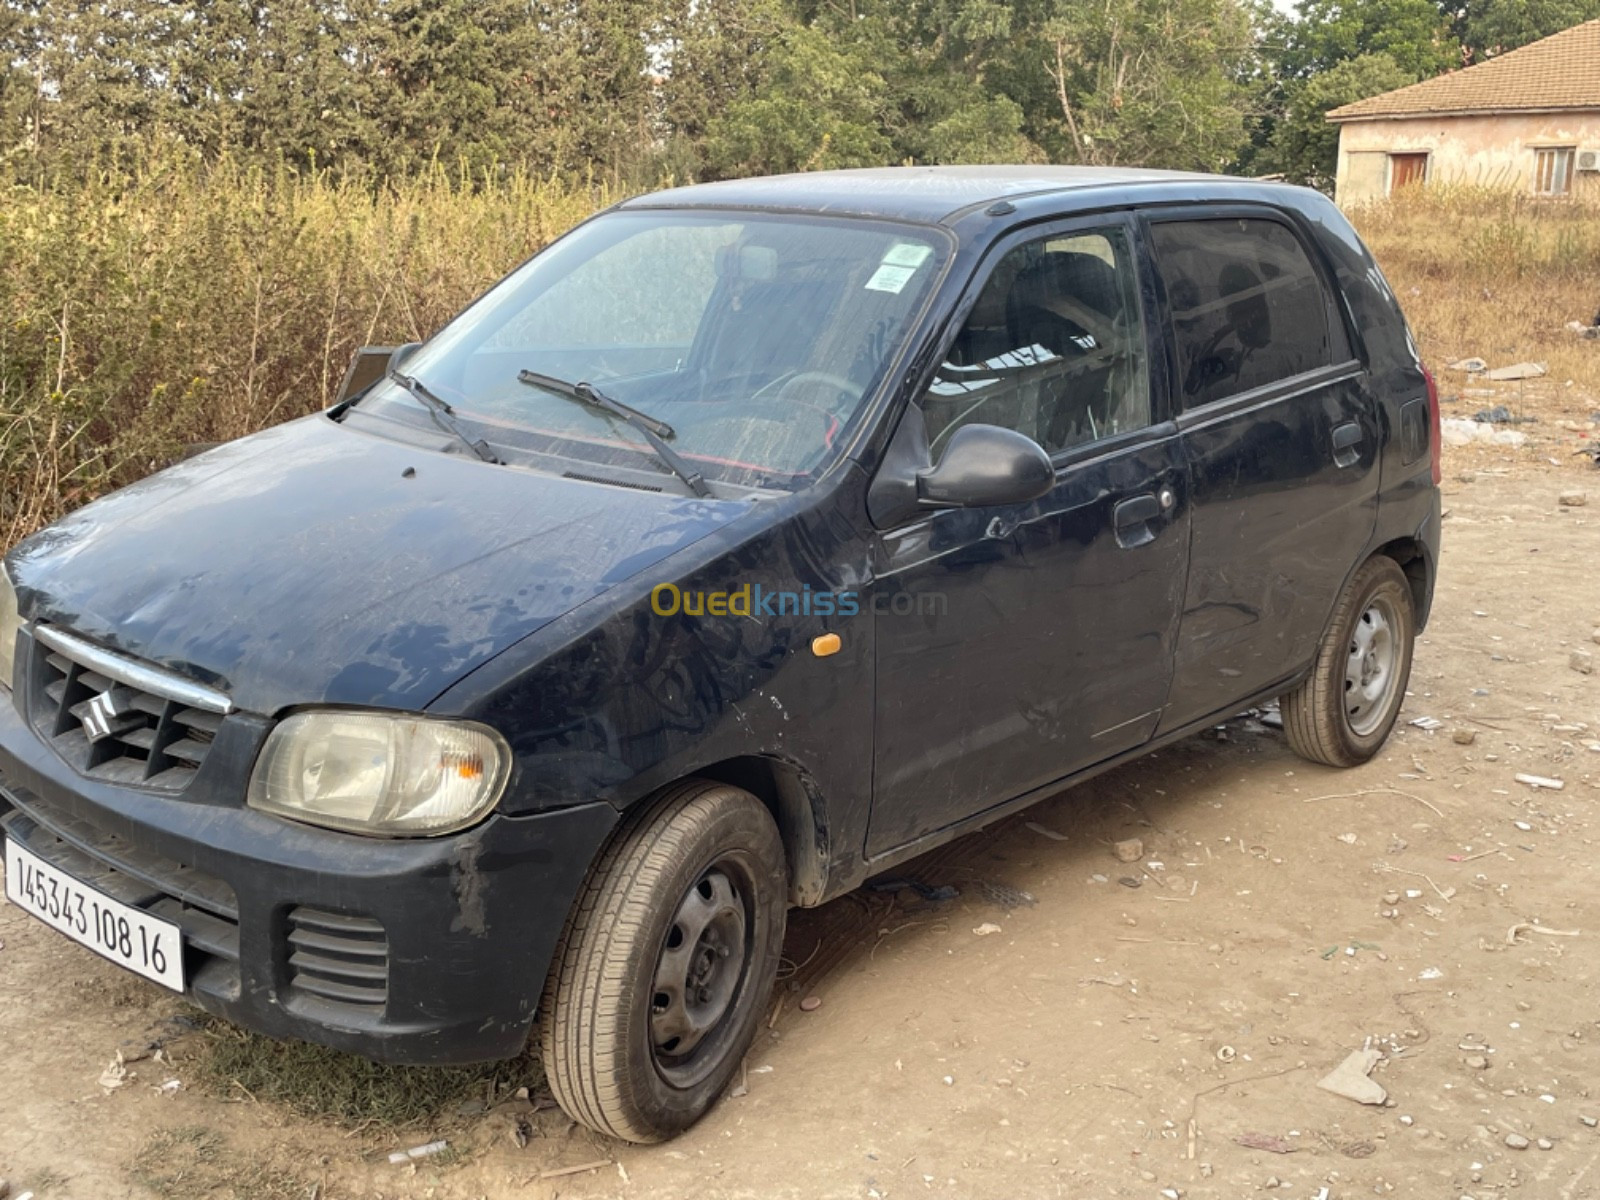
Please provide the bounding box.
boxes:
[882,242,933,269]
[865,263,917,294]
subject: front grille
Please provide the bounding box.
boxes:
[287,907,389,1011]
[29,630,227,791]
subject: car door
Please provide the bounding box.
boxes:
[866,214,1191,856]
[1144,209,1380,732]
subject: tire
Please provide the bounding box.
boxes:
[539,779,787,1143]
[1282,555,1416,768]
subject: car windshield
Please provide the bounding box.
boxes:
[360,210,950,488]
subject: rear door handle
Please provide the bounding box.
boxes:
[1332,421,1363,468]
[1113,493,1161,549]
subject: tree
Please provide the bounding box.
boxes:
[844,0,1041,166]
[8,1,191,167]
[654,0,788,179]
[917,94,1039,165]
[702,20,894,175]
[1002,0,1264,171]
[1456,0,1600,57]
[1277,0,1458,79]
[0,1,42,159]
[1263,51,1416,185]
[374,0,554,177]
[0,0,1284,182]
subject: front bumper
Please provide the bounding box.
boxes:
[0,691,616,1064]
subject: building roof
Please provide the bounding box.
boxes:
[1327,18,1600,122]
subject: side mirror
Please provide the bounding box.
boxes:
[916,424,1054,509]
[332,344,406,407]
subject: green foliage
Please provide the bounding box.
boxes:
[1019,0,1263,171]
[700,0,1046,174]
[1457,0,1600,56]
[0,0,660,182]
[1278,0,1458,79]
[920,94,1039,166]
[703,20,894,175]
[704,0,1262,175]
[0,0,1275,183]
[1265,51,1419,186]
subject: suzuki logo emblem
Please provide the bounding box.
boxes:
[81,689,132,742]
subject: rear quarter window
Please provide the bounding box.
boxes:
[1150,218,1333,409]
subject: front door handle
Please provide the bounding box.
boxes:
[1113,493,1161,549]
[1332,421,1363,468]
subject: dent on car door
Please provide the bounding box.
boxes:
[866,217,1191,857]
[1148,213,1381,731]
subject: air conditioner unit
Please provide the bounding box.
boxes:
[1577,149,1600,172]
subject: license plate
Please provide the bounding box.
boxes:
[3,838,186,992]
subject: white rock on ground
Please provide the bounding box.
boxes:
[1316,1048,1388,1106]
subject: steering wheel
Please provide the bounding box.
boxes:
[692,403,844,470]
[774,372,863,417]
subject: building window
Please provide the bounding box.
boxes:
[1535,147,1575,196]
[1388,152,1429,193]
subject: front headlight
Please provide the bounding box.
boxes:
[247,711,511,837]
[0,567,20,692]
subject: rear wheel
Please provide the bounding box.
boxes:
[1282,555,1416,767]
[539,780,787,1142]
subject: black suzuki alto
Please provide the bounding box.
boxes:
[0,166,1440,1141]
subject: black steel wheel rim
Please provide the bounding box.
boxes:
[649,857,755,1087]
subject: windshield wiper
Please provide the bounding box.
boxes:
[517,369,709,498]
[387,369,502,465]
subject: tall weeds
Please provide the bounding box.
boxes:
[1351,186,1600,399]
[0,151,606,544]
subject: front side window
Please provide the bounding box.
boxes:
[361,211,949,487]
[923,225,1151,461]
[1535,147,1574,196]
[1150,218,1333,409]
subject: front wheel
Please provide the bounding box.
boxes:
[539,780,787,1142]
[1282,555,1416,767]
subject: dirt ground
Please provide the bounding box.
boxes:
[2,408,1598,1200]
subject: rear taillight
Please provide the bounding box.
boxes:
[1423,365,1441,486]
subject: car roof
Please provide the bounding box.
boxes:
[618,165,1277,225]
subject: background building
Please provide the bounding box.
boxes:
[1328,19,1600,205]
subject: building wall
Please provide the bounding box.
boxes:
[1333,111,1600,206]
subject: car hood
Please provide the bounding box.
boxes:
[9,416,751,714]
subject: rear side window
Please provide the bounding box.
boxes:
[1150,218,1333,408]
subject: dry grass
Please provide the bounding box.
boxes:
[0,151,607,544]
[195,1018,546,1128]
[130,1125,312,1200]
[1353,186,1600,412]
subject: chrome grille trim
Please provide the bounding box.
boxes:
[32,625,234,715]
[28,626,232,790]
